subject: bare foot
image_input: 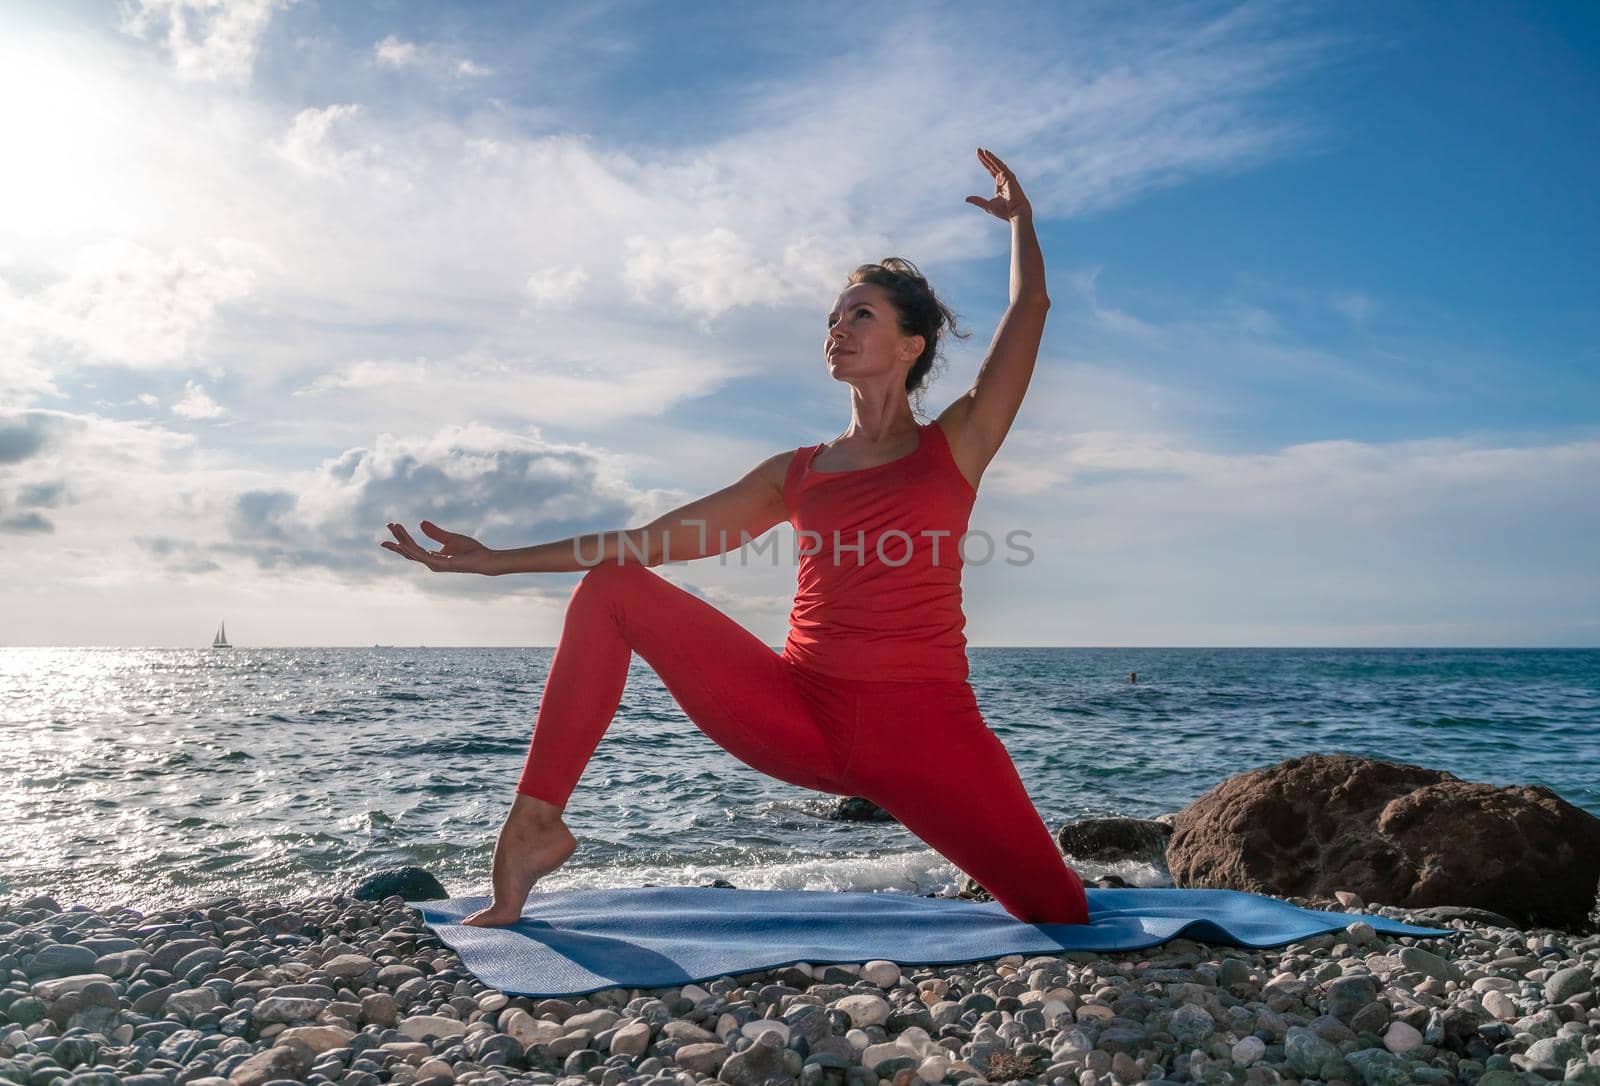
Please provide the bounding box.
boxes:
[462,798,578,926]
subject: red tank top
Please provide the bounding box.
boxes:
[781,419,977,682]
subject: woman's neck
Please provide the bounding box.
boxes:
[838,390,918,445]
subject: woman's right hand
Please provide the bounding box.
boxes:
[382,521,499,575]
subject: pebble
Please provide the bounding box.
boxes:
[1545,965,1593,1004]
[26,943,100,978]
[0,890,1594,1086]
[1383,1019,1425,1053]
[1481,988,1518,1020]
[834,994,891,1029]
[1230,1035,1266,1065]
[275,1024,353,1052]
[1168,1002,1215,1045]
[861,961,901,989]
[398,1015,468,1042]
[672,1041,728,1074]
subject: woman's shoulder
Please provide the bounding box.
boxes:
[754,447,809,493]
[931,404,984,493]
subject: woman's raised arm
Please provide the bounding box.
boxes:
[939,147,1051,486]
[382,450,794,575]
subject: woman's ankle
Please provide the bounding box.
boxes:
[509,790,566,825]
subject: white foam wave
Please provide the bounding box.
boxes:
[538,849,1173,895]
[541,847,968,898]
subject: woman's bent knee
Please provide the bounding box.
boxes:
[571,560,656,599]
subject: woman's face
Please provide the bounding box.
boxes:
[824,282,923,386]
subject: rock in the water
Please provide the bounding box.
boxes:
[828,797,897,823]
[1165,753,1600,931]
[1055,816,1173,863]
[957,878,994,903]
[350,867,448,902]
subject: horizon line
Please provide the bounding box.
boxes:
[3,644,1596,651]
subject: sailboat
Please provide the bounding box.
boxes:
[212,621,232,649]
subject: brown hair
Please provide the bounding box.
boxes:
[844,257,969,408]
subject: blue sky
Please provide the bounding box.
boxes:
[1,0,1595,646]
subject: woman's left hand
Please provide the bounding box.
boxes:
[965,147,1033,223]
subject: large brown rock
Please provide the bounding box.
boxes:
[1166,753,1600,932]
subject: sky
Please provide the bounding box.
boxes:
[1,0,1596,648]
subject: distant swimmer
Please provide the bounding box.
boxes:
[1128,672,1137,683]
[381,148,1090,930]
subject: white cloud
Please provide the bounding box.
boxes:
[0,408,202,550]
[525,265,590,309]
[217,423,668,593]
[171,380,227,419]
[119,0,292,83]
[282,329,746,431]
[959,427,1600,647]
[372,34,418,69]
[372,34,491,80]
[292,359,418,397]
[1,240,256,374]
[684,583,794,615]
[622,228,847,322]
[277,104,366,176]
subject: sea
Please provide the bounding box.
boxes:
[1,647,1596,914]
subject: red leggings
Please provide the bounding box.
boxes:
[517,562,1089,925]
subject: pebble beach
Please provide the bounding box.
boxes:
[3,887,1597,1086]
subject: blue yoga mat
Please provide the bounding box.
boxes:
[412,886,1456,997]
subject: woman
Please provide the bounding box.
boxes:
[383,148,1090,928]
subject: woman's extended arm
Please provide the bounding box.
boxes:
[382,450,793,576]
[938,147,1051,485]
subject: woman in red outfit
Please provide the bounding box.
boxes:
[383,149,1089,928]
